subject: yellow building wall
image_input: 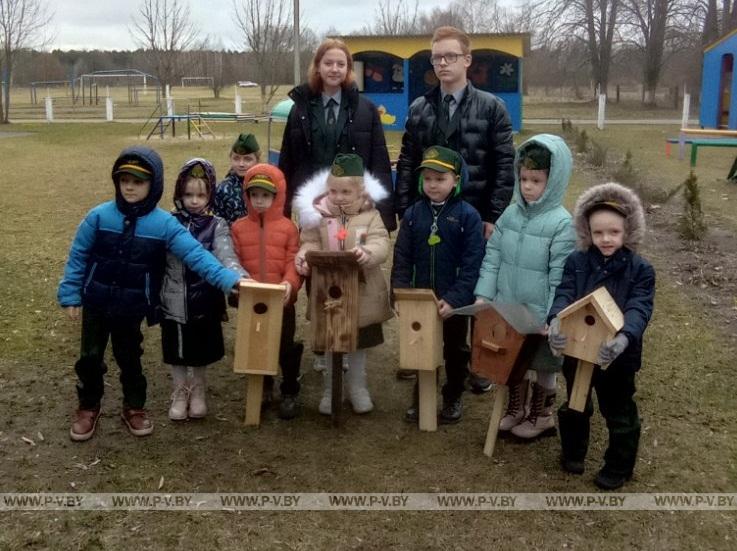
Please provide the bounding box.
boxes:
[336,34,527,59]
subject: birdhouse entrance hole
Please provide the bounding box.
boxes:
[328,285,342,299]
[411,321,421,331]
[253,303,268,315]
[584,315,596,326]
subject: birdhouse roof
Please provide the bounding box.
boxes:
[393,288,438,303]
[557,287,624,333]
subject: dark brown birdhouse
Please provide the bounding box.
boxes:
[306,251,360,354]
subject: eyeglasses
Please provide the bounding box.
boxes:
[430,53,465,66]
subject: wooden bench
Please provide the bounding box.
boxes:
[665,128,737,165]
[688,138,737,167]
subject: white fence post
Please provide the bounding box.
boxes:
[235,93,242,115]
[106,96,114,121]
[682,93,691,129]
[597,94,606,130]
[45,97,54,122]
[167,97,175,117]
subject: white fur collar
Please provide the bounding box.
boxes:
[294,169,388,229]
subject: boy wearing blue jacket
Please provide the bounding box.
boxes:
[58,146,243,442]
[391,146,485,423]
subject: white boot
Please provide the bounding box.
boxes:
[169,365,189,421]
[345,351,373,414]
[499,380,529,431]
[189,367,208,419]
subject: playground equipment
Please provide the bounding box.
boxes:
[74,69,161,106]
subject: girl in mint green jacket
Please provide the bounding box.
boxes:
[474,133,575,440]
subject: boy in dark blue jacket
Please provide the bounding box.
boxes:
[58,146,243,442]
[548,182,655,490]
[391,146,485,423]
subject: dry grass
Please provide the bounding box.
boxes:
[0,123,735,549]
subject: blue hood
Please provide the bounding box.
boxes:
[512,134,572,215]
[111,146,164,217]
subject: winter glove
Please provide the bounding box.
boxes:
[597,333,629,368]
[548,317,567,357]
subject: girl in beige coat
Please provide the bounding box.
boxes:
[294,154,393,415]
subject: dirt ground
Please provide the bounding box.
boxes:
[1,122,736,549]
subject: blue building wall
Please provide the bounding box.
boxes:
[701,32,737,129]
[355,52,523,132]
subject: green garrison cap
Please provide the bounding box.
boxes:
[519,144,551,171]
[331,153,364,177]
[231,133,259,155]
[418,146,462,174]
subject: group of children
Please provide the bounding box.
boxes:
[58,131,654,490]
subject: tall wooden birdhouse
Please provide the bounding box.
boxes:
[306,251,360,354]
[395,289,443,372]
[557,287,624,412]
[233,281,285,426]
[394,288,442,432]
[557,286,624,364]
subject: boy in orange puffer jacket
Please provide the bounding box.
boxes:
[231,164,304,419]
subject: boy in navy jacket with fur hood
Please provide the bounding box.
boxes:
[58,146,243,442]
[391,146,485,424]
[548,182,655,490]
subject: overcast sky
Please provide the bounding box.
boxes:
[48,0,460,51]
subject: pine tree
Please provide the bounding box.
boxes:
[679,171,707,240]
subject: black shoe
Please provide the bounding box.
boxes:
[439,398,462,424]
[404,404,419,423]
[561,457,585,475]
[278,395,300,420]
[396,369,417,381]
[261,387,273,411]
[594,469,631,490]
[469,373,493,394]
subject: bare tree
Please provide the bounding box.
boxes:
[536,0,622,97]
[702,0,720,42]
[363,0,420,35]
[451,0,532,33]
[417,6,464,32]
[621,0,700,105]
[232,0,293,111]
[0,0,51,123]
[130,0,199,89]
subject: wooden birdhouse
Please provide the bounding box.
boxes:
[306,250,360,427]
[557,287,624,364]
[472,304,538,458]
[306,251,360,354]
[471,306,528,386]
[556,287,624,412]
[233,281,285,426]
[394,288,443,432]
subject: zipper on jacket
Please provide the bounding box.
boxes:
[83,262,98,294]
[427,201,447,291]
[183,220,191,321]
[259,214,266,281]
[145,272,151,305]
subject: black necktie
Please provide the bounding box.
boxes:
[439,95,453,135]
[326,98,337,126]
[442,95,453,123]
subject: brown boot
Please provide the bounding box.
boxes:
[499,380,529,431]
[70,407,101,442]
[121,408,154,437]
[511,382,556,439]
